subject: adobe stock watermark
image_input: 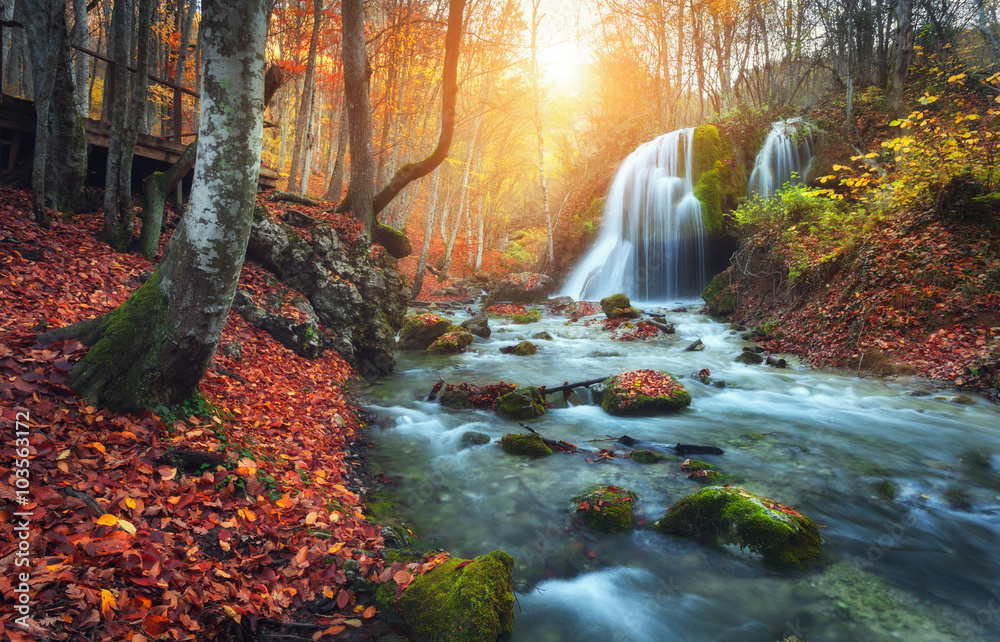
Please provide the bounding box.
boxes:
[10,409,34,627]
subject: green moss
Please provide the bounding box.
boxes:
[630,449,668,464]
[495,387,545,419]
[872,479,898,500]
[500,432,552,457]
[66,268,174,411]
[702,270,736,316]
[654,486,823,567]
[600,293,631,316]
[572,485,638,532]
[512,340,537,356]
[427,327,474,354]
[606,307,640,319]
[398,551,515,641]
[596,370,692,416]
[511,309,541,324]
[439,388,472,408]
[691,124,747,233]
[398,313,452,350]
[682,459,714,471]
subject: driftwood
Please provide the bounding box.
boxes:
[643,319,675,334]
[683,339,705,352]
[617,434,724,456]
[766,355,787,368]
[538,377,607,396]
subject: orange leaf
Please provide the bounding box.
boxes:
[143,607,170,636]
[101,589,116,620]
[96,514,118,527]
[362,605,377,619]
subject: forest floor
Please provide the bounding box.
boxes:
[0,187,405,641]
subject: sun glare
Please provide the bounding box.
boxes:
[538,43,584,92]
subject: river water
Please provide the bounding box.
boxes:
[362,303,1000,641]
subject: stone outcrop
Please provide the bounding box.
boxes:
[246,207,409,377]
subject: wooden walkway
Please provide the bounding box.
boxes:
[0,94,278,189]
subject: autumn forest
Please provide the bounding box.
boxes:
[2,0,1000,640]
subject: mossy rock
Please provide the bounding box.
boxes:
[702,270,736,317]
[397,550,516,641]
[572,485,638,533]
[531,331,553,341]
[600,293,631,317]
[681,459,714,471]
[512,340,537,356]
[439,388,471,409]
[654,486,822,567]
[735,351,763,365]
[500,432,552,457]
[427,326,474,354]
[594,369,692,416]
[495,387,545,419]
[460,431,491,448]
[606,307,640,319]
[397,313,453,350]
[691,125,746,233]
[630,449,669,464]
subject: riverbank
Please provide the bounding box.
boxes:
[0,187,389,640]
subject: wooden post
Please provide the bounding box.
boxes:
[173,85,183,207]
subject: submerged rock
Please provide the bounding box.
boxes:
[573,485,638,532]
[439,388,471,409]
[427,326,474,354]
[593,369,692,416]
[654,486,822,567]
[397,313,452,350]
[531,331,554,341]
[495,387,545,419]
[736,351,764,365]
[500,432,552,457]
[397,550,516,642]
[460,314,491,338]
[630,449,669,464]
[512,340,537,356]
[460,431,491,447]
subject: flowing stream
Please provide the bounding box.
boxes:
[362,304,1000,641]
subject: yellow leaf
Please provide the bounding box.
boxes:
[125,497,136,510]
[967,113,980,120]
[90,442,106,454]
[57,450,71,461]
[305,511,318,525]
[222,605,241,622]
[865,152,878,158]
[97,514,119,527]
[323,586,335,599]
[101,589,116,620]
[947,73,966,83]
[118,519,137,535]
[327,541,345,555]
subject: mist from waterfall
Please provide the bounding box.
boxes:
[560,128,707,303]
[748,118,814,199]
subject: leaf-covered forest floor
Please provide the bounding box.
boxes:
[0,187,402,641]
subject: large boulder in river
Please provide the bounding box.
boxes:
[489,272,556,303]
[600,293,639,319]
[427,326,474,354]
[593,369,691,416]
[395,550,516,641]
[653,486,822,567]
[397,313,452,350]
[573,485,638,532]
[501,432,552,457]
[495,387,545,419]
[460,314,491,338]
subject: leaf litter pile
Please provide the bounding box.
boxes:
[0,187,415,640]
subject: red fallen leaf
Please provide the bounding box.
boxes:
[577,500,590,511]
[21,371,44,382]
[34,485,64,506]
[336,589,350,609]
[392,569,413,585]
[454,560,473,570]
[144,606,170,636]
[585,550,597,558]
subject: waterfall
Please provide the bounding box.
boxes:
[561,128,707,303]
[748,118,814,199]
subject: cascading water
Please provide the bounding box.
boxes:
[560,128,707,303]
[748,118,814,198]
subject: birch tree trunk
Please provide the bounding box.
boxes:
[324,99,349,201]
[410,170,441,299]
[72,0,90,118]
[42,0,268,412]
[288,0,322,192]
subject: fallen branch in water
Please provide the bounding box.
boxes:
[517,423,578,453]
[538,377,607,396]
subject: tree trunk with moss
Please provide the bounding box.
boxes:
[41,0,267,412]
